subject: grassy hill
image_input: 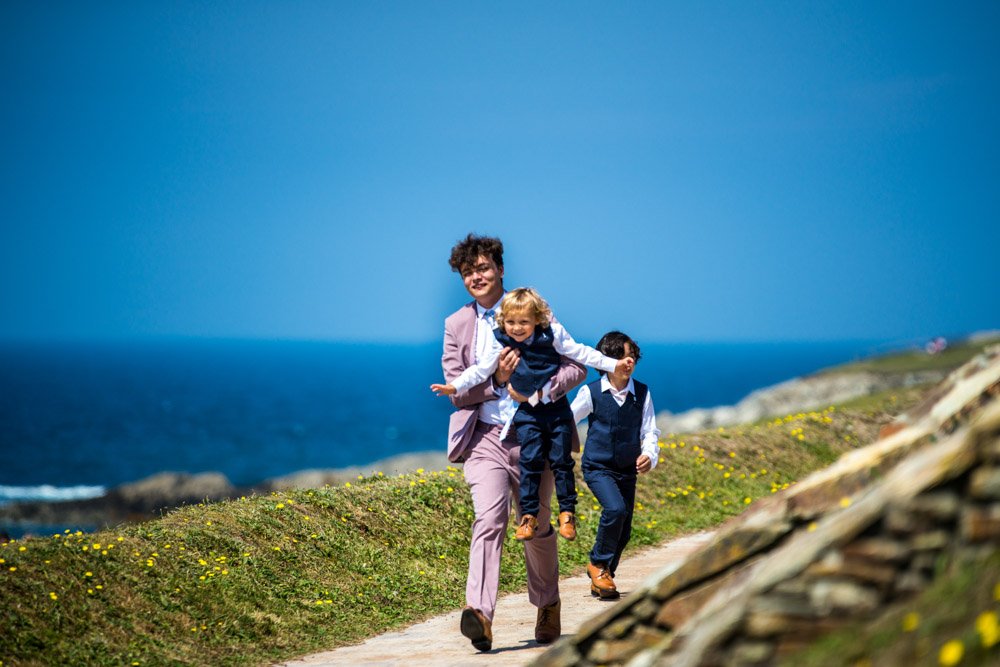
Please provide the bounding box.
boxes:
[3,338,997,666]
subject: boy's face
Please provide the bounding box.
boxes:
[502,310,537,342]
[460,254,504,307]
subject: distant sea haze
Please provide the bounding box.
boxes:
[0,339,887,504]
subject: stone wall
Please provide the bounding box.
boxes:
[534,347,1000,667]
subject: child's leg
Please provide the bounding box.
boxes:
[513,415,546,517]
[584,468,629,568]
[608,475,637,577]
[546,414,577,514]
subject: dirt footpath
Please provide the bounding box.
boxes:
[278,531,714,667]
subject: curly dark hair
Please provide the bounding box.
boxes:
[596,331,641,365]
[448,234,504,273]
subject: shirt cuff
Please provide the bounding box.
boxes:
[540,380,553,404]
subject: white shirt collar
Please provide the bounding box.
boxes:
[600,375,635,396]
[476,295,504,319]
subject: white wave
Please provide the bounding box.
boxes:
[0,484,107,504]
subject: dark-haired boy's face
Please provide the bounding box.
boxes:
[460,254,504,307]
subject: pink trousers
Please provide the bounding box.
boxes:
[463,421,560,622]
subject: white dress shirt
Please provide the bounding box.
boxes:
[570,376,661,470]
[472,299,516,427]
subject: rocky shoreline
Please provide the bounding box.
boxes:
[655,368,949,434]
[0,451,451,535]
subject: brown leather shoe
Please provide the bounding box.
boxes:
[557,511,576,540]
[515,514,538,541]
[587,562,619,600]
[460,606,493,652]
[534,600,561,644]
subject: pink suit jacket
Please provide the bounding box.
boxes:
[442,301,587,462]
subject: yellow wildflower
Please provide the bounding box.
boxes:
[976,610,999,648]
[938,640,963,665]
[901,612,920,632]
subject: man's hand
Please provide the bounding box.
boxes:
[430,383,457,396]
[494,346,520,386]
[636,455,652,474]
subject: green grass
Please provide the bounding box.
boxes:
[817,337,999,376]
[785,552,1000,667]
[0,388,927,666]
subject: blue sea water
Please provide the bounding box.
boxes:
[0,338,890,503]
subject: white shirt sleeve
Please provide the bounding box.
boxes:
[641,389,661,470]
[550,320,618,374]
[450,334,502,393]
[569,384,594,424]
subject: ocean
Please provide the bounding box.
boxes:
[1,338,887,507]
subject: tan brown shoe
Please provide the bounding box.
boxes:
[557,511,577,540]
[534,600,561,644]
[515,514,538,541]
[460,606,493,652]
[587,562,619,600]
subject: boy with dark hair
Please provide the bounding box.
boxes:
[570,331,661,599]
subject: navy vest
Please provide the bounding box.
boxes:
[492,325,562,396]
[583,378,648,472]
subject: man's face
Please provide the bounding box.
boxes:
[460,255,504,306]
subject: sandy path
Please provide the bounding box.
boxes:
[278,531,714,667]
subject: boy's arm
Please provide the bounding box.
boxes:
[447,335,502,395]
[550,320,618,375]
[569,384,593,424]
[441,321,501,409]
[639,389,662,470]
[540,314,587,402]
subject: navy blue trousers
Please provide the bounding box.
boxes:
[582,465,637,575]
[513,398,577,517]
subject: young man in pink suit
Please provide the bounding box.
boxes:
[442,234,586,652]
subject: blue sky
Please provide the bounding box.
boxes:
[2,2,998,344]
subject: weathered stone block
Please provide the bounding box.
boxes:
[725,640,774,666]
[903,491,961,520]
[748,592,814,618]
[531,641,582,667]
[960,503,1000,541]
[805,557,898,587]
[842,536,911,562]
[911,530,951,551]
[884,507,932,534]
[744,611,844,639]
[630,597,661,622]
[589,638,643,664]
[631,625,668,648]
[651,524,789,601]
[970,468,1000,499]
[654,557,760,628]
[894,569,929,594]
[809,579,880,614]
[911,552,939,572]
[981,439,1000,462]
[600,615,638,640]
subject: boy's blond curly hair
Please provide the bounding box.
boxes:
[496,287,552,330]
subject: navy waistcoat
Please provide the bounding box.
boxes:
[492,325,562,396]
[583,378,648,472]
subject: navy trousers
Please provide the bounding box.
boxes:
[582,466,637,575]
[513,397,577,517]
